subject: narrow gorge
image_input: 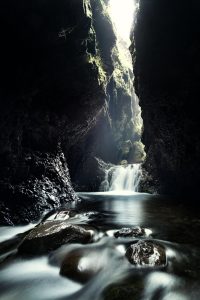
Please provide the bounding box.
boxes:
[0,0,200,299]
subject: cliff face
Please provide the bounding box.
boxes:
[133,0,200,195]
[0,0,108,224]
[68,1,145,191]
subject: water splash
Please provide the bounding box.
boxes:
[109,164,141,192]
[100,163,142,193]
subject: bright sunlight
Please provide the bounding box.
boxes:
[108,0,138,44]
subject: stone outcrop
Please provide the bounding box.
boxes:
[133,0,200,195]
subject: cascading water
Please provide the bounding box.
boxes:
[109,164,141,192]
[99,162,142,193]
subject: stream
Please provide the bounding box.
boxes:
[0,192,200,300]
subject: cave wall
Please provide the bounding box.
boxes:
[0,0,108,224]
[133,0,200,195]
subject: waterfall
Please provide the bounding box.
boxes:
[109,164,141,192]
[100,163,141,193]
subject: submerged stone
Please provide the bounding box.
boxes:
[114,226,145,238]
[125,240,166,267]
[104,279,144,300]
[60,247,104,283]
[18,221,94,255]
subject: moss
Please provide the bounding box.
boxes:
[84,0,108,86]
[88,53,107,85]
[133,141,146,162]
[83,0,93,18]
[111,47,132,95]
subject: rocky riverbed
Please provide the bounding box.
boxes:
[0,193,200,300]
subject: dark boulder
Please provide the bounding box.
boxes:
[114,226,145,238]
[103,279,144,300]
[18,221,94,255]
[125,240,166,267]
[60,247,104,283]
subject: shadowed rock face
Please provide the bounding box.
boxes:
[0,151,77,225]
[0,0,108,224]
[133,0,200,195]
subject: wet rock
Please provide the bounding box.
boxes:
[104,279,144,300]
[60,247,104,283]
[0,236,22,259]
[0,151,78,225]
[114,226,145,238]
[120,160,128,166]
[18,221,94,255]
[130,141,146,164]
[125,241,166,267]
[83,211,105,220]
[47,210,77,222]
[55,210,77,219]
[120,141,132,159]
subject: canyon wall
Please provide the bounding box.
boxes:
[0,0,141,224]
[133,0,200,195]
[0,0,108,224]
[1,0,197,224]
[68,0,143,191]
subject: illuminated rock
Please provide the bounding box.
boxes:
[18,221,94,255]
[125,240,166,267]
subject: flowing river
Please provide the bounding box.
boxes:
[0,192,200,300]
